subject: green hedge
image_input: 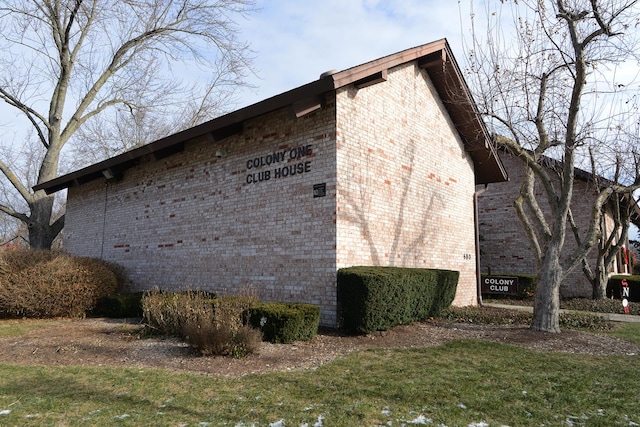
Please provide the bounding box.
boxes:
[337,266,459,334]
[249,302,320,344]
[607,275,640,302]
[93,292,144,318]
[480,273,537,299]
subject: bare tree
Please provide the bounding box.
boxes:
[0,0,255,249]
[580,151,637,299]
[465,0,640,332]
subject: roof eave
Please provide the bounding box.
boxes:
[34,38,508,193]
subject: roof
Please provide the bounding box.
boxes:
[33,39,508,195]
[496,144,640,227]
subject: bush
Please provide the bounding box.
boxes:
[249,302,320,343]
[93,292,144,318]
[337,266,459,334]
[142,289,215,337]
[559,311,613,331]
[181,304,261,358]
[440,306,613,331]
[142,289,262,357]
[440,306,532,325]
[560,297,639,315]
[0,250,121,318]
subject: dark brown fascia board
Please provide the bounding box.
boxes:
[329,39,448,88]
[418,43,507,183]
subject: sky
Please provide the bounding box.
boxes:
[229,0,640,242]
[233,0,475,108]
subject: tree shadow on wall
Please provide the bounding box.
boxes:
[340,141,446,265]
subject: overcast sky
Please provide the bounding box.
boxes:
[234,0,475,108]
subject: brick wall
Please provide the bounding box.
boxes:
[477,150,621,297]
[64,60,483,326]
[335,62,479,306]
[66,103,340,325]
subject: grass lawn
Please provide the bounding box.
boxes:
[0,319,52,338]
[1,331,639,426]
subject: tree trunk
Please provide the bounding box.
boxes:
[592,256,608,300]
[27,195,57,250]
[531,247,562,333]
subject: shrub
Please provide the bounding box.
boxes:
[440,306,532,325]
[560,297,639,315]
[559,311,613,331]
[93,292,144,318]
[337,266,459,334]
[440,306,613,331]
[182,314,261,358]
[142,289,262,357]
[249,302,320,343]
[0,250,121,318]
[142,289,213,336]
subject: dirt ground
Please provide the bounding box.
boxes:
[1,317,638,377]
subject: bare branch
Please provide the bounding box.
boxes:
[0,87,50,148]
[0,0,255,248]
[0,158,35,205]
[0,203,29,224]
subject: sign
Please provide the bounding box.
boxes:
[245,144,313,184]
[313,183,326,198]
[622,279,630,314]
[481,276,519,296]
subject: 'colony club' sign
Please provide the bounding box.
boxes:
[481,276,519,295]
[245,144,313,184]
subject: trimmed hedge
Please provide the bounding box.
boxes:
[480,273,537,299]
[249,302,320,344]
[337,266,459,334]
[93,292,144,318]
[607,275,640,302]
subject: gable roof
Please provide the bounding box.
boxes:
[33,39,507,195]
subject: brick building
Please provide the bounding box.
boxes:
[477,149,635,298]
[35,40,507,326]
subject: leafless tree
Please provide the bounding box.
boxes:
[579,150,638,299]
[0,0,255,249]
[465,0,640,332]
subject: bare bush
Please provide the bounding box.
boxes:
[0,250,121,318]
[141,289,204,336]
[182,314,262,358]
[142,289,262,357]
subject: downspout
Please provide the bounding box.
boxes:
[100,182,109,259]
[474,185,488,306]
